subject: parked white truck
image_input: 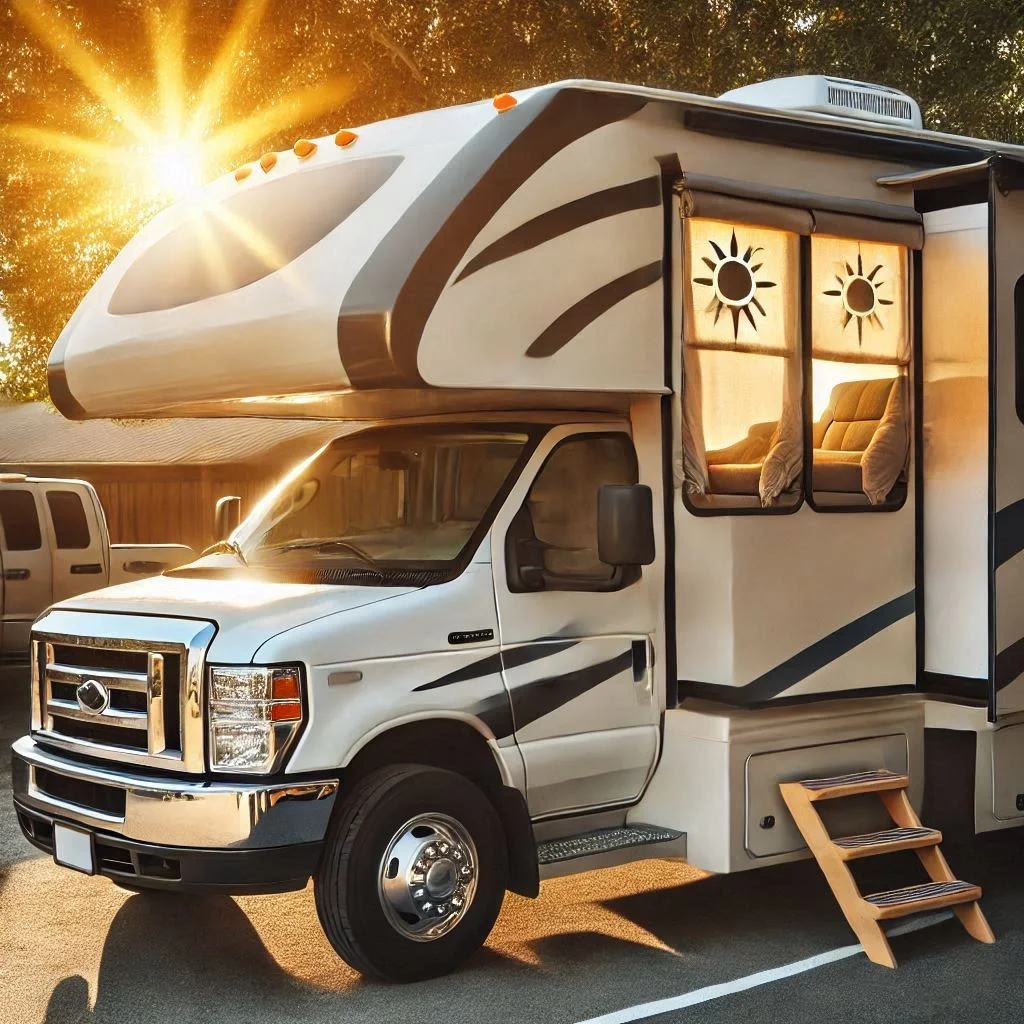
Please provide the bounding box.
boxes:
[13,75,1024,979]
[0,474,193,658]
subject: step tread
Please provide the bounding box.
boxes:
[832,826,940,858]
[864,879,980,916]
[537,824,682,865]
[796,769,909,800]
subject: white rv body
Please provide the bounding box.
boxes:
[13,78,1024,980]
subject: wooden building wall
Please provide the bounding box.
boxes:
[10,463,281,554]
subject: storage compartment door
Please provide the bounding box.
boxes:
[746,733,910,858]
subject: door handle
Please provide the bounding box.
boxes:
[70,563,103,575]
[3,568,29,581]
[631,639,649,683]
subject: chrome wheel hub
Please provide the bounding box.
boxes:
[378,814,478,941]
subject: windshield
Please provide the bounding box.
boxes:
[233,426,533,575]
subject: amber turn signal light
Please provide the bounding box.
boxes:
[493,93,517,112]
[272,670,301,701]
[293,139,317,159]
[259,152,278,173]
[271,701,302,722]
[335,129,358,148]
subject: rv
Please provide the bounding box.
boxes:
[12,75,1024,980]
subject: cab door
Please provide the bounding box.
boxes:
[0,486,52,656]
[37,483,107,604]
[491,424,663,819]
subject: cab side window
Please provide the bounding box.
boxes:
[46,491,92,549]
[0,490,42,551]
[506,433,638,593]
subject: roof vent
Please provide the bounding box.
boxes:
[720,75,922,130]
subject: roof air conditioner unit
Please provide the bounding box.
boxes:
[719,75,922,130]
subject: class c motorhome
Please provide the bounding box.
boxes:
[12,75,1024,980]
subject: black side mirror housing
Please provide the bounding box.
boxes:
[214,495,242,542]
[597,484,655,567]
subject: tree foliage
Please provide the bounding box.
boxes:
[2,0,1023,401]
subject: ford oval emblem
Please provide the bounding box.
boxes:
[76,679,110,715]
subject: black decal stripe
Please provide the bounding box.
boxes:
[413,652,503,692]
[454,177,661,284]
[470,692,515,740]
[525,261,662,359]
[994,497,1024,567]
[413,639,577,693]
[510,649,634,731]
[995,635,1024,691]
[337,87,646,388]
[502,639,577,669]
[684,592,916,705]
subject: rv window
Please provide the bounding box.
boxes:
[0,490,42,551]
[681,218,803,511]
[809,236,910,509]
[45,491,92,549]
[506,433,638,593]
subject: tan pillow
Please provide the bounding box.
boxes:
[861,375,909,504]
[759,424,802,506]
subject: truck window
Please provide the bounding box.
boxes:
[45,490,92,549]
[506,433,637,592]
[681,218,803,512]
[0,490,43,551]
[809,236,910,509]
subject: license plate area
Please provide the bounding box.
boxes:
[53,822,96,875]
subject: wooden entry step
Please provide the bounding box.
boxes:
[780,771,995,968]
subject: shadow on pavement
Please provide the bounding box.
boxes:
[42,893,306,1024]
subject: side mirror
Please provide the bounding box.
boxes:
[598,484,655,567]
[214,495,242,542]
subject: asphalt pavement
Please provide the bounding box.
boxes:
[1,664,1022,1024]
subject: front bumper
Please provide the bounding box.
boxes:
[12,735,338,893]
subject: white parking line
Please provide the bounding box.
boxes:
[574,912,953,1024]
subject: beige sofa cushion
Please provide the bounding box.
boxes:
[861,375,909,503]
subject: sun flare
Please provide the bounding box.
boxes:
[8,0,352,220]
[146,138,207,202]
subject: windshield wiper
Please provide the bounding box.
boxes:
[273,539,379,567]
[201,538,248,565]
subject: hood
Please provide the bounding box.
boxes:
[57,572,415,663]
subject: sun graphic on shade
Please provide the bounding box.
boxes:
[823,250,894,345]
[693,229,778,340]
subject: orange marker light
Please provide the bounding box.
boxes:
[272,671,301,701]
[334,129,358,148]
[271,701,302,722]
[234,164,253,182]
[259,152,278,173]
[293,139,317,159]
[493,93,517,112]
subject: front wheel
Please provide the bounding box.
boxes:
[314,765,508,982]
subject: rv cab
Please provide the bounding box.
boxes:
[11,75,1024,979]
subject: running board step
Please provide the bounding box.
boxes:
[537,824,682,865]
[864,880,982,920]
[780,771,994,968]
[832,826,941,861]
[798,769,909,801]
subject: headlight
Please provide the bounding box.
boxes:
[207,665,305,773]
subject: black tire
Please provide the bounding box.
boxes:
[314,764,508,982]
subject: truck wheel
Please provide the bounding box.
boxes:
[314,764,508,982]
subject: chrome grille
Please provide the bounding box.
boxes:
[31,610,215,773]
